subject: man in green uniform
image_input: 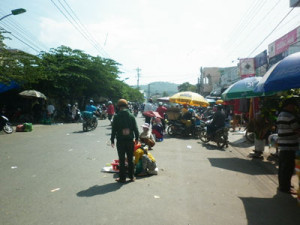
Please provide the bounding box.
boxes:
[111,99,139,183]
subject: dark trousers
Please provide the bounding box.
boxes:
[145,116,151,124]
[278,150,295,191]
[116,140,134,180]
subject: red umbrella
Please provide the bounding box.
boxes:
[143,111,163,119]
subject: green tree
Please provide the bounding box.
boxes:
[178,82,197,92]
[0,29,43,85]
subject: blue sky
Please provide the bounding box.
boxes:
[1,0,300,85]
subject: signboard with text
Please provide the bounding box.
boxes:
[268,26,300,57]
[239,58,255,79]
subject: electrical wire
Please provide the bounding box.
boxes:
[0,20,45,52]
[225,0,263,50]
[61,0,109,57]
[56,0,105,56]
[0,9,48,52]
[0,26,40,53]
[220,0,282,65]
[50,0,107,57]
[247,7,295,57]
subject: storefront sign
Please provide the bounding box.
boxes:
[268,26,300,57]
[239,58,255,79]
[254,50,268,68]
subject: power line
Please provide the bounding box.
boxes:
[0,26,40,53]
[0,9,48,52]
[61,0,109,57]
[0,20,45,52]
[57,0,106,56]
[247,7,295,57]
[225,0,262,50]
[220,0,281,65]
[50,0,107,57]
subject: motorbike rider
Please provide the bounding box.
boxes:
[207,105,226,138]
[86,100,97,113]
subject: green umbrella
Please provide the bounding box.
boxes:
[221,77,272,101]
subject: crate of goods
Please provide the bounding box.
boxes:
[23,123,33,132]
[166,108,181,120]
[111,160,120,172]
[16,124,24,132]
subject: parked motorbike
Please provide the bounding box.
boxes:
[199,119,229,148]
[81,111,98,132]
[0,114,13,134]
[167,117,202,138]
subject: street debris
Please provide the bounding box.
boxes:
[154,195,160,199]
[11,166,17,169]
[187,145,192,149]
[51,188,60,192]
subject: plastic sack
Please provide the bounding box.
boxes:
[135,159,143,175]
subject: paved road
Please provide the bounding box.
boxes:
[0,115,299,225]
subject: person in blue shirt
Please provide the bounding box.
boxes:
[85,100,97,112]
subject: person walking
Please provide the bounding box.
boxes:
[156,102,167,131]
[144,98,154,124]
[111,99,139,183]
[107,101,115,125]
[47,102,55,123]
[277,98,300,194]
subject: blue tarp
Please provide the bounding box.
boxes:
[0,81,20,93]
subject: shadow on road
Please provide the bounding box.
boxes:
[229,136,254,149]
[72,131,85,134]
[208,157,276,175]
[76,183,122,197]
[197,141,226,151]
[239,193,300,225]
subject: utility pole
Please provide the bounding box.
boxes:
[147,84,151,99]
[199,67,203,95]
[136,68,141,89]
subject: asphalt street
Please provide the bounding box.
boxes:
[0,114,299,225]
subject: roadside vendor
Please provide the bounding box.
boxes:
[134,145,157,176]
[139,123,155,149]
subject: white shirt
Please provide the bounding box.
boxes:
[144,102,154,112]
[47,104,55,114]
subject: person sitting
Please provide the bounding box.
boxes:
[139,123,155,149]
[207,105,226,138]
[181,104,189,117]
[134,144,158,176]
[152,117,164,141]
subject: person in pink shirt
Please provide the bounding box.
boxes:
[156,102,167,131]
[107,101,115,124]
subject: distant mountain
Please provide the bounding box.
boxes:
[138,82,178,97]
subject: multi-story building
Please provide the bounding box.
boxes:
[200,66,238,97]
